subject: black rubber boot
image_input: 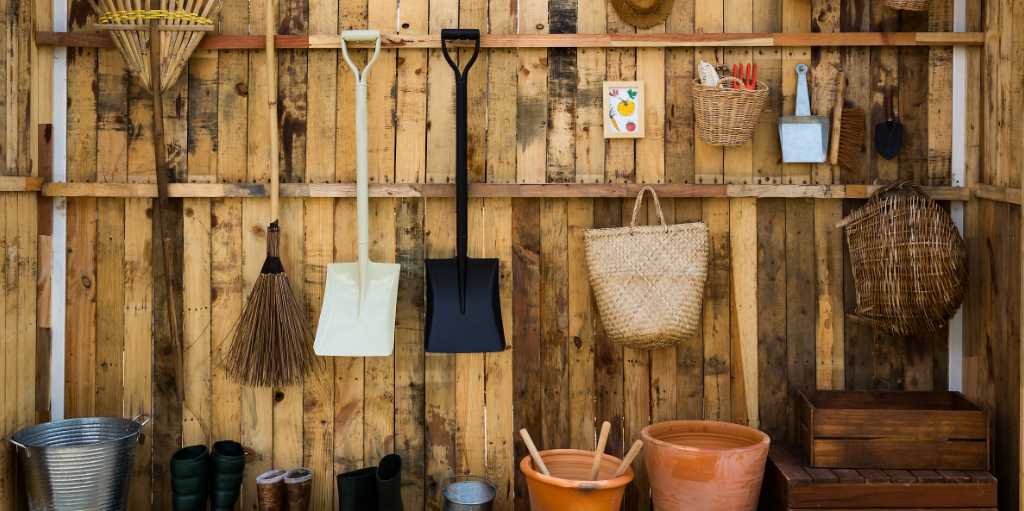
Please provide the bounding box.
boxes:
[376,454,404,511]
[170,445,209,511]
[209,440,246,511]
[337,466,377,511]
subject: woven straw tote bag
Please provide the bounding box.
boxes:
[836,181,967,336]
[583,187,709,350]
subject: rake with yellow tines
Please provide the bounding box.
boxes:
[90,0,221,402]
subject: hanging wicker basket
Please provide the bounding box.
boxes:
[584,187,709,350]
[836,181,967,336]
[881,0,932,11]
[692,77,769,147]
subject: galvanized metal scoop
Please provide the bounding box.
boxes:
[779,63,830,163]
[313,31,402,357]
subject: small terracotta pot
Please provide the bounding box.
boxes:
[520,449,633,511]
[641,420,770,511]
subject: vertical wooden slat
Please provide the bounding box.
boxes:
[0,194,7,510]
[870,0,899,184]
[814,199,844,390]
[702,197,731,422]
[782,0,811,186]
[183,198,212,447]
[591,198,624,465]
[755,198,786,440]
[567,198,594,450]
[541,197,570,453]
[457,196,486,477]
[512,198,541,511]
[729,198,758,429]
[95,198,125,419]
[485,197,514,511]
[786,198,815,429]
[65,197,96,420]
[333,197,365,481]
[575,0,605,185]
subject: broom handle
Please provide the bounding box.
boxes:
[828,71,846,166]
[267,0,279,221]
[149,18,185,404]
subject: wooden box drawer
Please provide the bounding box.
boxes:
[796,390,988,471]
[758,444,998,511]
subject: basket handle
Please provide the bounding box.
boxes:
[715,76,744,89]
[630,186,668,232]
[868,181,928,205]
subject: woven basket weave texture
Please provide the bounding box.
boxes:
[839,181,967,336]
[692,77,769,147]
[584,187,709,350]
[881,0,932,11]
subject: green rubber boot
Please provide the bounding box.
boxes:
[209,440,246,511]
[337,467,377,511]
[170,445,209,511]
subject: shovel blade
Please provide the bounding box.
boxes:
[424,257,506,353]
[313,261,402,357]
[874,121,903,160]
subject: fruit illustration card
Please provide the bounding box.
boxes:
[603,81,645,138]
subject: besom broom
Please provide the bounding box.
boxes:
[224,0,319,387]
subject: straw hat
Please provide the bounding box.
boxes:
[610,0,675,28]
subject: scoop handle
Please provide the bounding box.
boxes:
[612,440,643,478]
[590,421,612,480]
[884,85,894,122]
[519,428,551,476]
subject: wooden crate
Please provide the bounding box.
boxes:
[796,390,989,470]
[758,444,998,511]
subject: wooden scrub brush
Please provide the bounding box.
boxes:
[828,70,865,174]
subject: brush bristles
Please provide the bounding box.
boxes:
[225,223,320,387]
[837,108,865,175]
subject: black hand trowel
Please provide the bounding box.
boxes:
[424,29,506,354]
[874,84,903,160]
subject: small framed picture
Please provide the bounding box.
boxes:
[603,81,645,138]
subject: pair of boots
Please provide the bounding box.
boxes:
[337,454,404,511]
[256,467,314,511]
[170,441,246,511]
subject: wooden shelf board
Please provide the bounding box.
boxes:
[41,182,971,201]
[0,177,44,192]
[973,183,1022,205]
[36,31,984,50]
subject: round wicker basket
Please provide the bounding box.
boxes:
[836,181,967,336]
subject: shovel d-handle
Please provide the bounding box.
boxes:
[341,30,383,314]
[440,28,481,313]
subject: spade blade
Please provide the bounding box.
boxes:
[874,120,903,160]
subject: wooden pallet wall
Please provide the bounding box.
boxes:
[963,0,1024,509]
[3,0,985,511]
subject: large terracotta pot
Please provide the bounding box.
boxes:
[641,420,770,511]
[520,449,633,511]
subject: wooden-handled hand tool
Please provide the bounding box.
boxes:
[520,428,550,476]
[590,421,612,481]
[612,440,644,478]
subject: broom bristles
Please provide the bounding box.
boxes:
[226,222,320,387]
[837,108,865,175]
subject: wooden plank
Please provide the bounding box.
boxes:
[0,177,42,191]
[123,199,153,511]
[650,201,678,428]
[810,440,988,470]
[703,197,731,421]
[485,197,514,511]
[512,198,541,511]
[540,199,570,450]
[94,199,124,418]
[832,468,866,484]
[363,197,396,465]
[36,31,989,49]
[781,0,810,186]
[692,0,722,187]
[815,199,843,390]
[673,199,704,421]
[858,468,891,484]
[183,199,212,447]
[730,198,758,429]
[757,198,787,441]
[937,470,974,484]
[787,483,998,509]
[394,197,425,509]
[966,471,997,484]
[567,200,596,453]
[911,470,946,483]
[517,50,547,184]
[333,197,365,482]
[787,198,815,438]
[769,444,813,483]
[810,409,988,439]
[870,1,899,184]
[65,197,96,419]
[593,197,624,463]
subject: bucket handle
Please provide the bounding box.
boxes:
[132,413,152,427]
[5,436,29,456]
[441,474,496,494]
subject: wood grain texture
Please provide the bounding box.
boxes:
[512,197,541,511]
[758,198,787,441]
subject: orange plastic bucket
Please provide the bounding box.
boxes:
[641,420,770,511]
[520,449,633,511]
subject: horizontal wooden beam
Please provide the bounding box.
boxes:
[0,177,44,192]
[36,31,985,49]
[41,182,971,200]
[973,183,1021,205]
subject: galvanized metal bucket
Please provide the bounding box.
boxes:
[6,414,150,511]
[442,475,496,511]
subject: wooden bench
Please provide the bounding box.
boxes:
[758,444,998,511]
